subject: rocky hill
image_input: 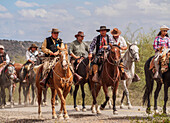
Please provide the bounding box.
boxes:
[0,39,91,63]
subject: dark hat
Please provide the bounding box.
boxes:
[30,43,38,48]
[75,31,85,38]
[96,26,110,32]
[111,28,121,36]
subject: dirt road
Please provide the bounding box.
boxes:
[0,103,169,123]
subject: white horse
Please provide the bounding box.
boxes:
[120,41,140,109]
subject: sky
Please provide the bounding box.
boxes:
[0,0,170,43]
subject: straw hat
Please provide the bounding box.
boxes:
[160,25,169,31]
[111,28,121,36]
[0,45,4,49]
[49,28,61,33]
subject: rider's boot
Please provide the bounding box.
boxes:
[132,73,141,82]
[119,62,128,80]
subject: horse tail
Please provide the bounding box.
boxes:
[143,56,154,105]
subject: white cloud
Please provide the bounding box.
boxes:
[76,7,91,16]
[136,0,170,15]
[0,4,7,11]
[15,0,39,8]
[18,9,47,18]
[0,12,13,18]
[84,1,92,5]
[95,5,118,17]
[18,30,25,35]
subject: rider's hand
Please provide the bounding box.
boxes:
[54,51,59,56]
[49,52,55,56]
[103,46,108,49]
[3,61,6,64]
[76,56,80,59]
[88,54,92,60]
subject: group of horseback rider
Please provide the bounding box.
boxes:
[1,25,169,86]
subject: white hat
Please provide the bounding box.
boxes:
[0,45,4,49]
[160,25,169,31]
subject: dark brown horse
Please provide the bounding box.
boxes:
[36,44,73,119]
[89,44,121,114]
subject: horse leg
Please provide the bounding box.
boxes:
[42,88,47,106]
[163,83,168,114]
[91,82,97,113]
[37,87,42,118]
[56,88,64,119]
[9,85,14,108]
[51,88,57,119]
[81,84,86,112]
[73,85,80,111]
[95,83,101,114]
[113,82,119,115]
[31,84,35,105]
[18,83,22,105]
[1,87,5,108]
[25,84,30,105]
[101,84,109,110]
[120,90,126,109]
[154,82,162,114]
[63,87,71,120]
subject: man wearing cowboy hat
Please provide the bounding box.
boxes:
[153,25,170,79]
[0,45,10,74]
[40,28,63,87]
[111,28,140,81]
[88,26,113,82]
[22,43,39,83]
[69,31,89,84]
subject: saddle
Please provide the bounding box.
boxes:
[149,52,170,74]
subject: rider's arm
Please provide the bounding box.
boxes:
[41,39,53,55]
[89,37,97,54]
[5,54,10,64]
[120,37,127,50]
[69,42,79,59]
[26,51,34,63]
[85,42,89,53]
[153,37,159,51]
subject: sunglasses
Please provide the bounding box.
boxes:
[52,32,59,34]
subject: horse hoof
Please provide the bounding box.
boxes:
[92,109,96,113]
[10,105,14,108]
[100,106,104,110]
[97,110,101,114]
[52,114,57,119]
[18,102,22,105]
[120,104,124,109]
[128,105,133,109]
[154,110,159,115]
[38,114,42,119]
[24,102,28,106]
[55,100,59,106]
[58,113,63,119]
[1,106,5,109]
[64,114,69,120]
[146,108,151,114]
[43,102,48,106]
[75,107,80,111]
[82,108,87,112]
[113,110,118,115]
[109,105,112,109]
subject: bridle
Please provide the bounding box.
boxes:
[128,44,139,61]
[4,63,16,82]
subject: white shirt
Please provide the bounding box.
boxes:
[26,50,39,62]
[0,53,10,64]
[112,35,127,55]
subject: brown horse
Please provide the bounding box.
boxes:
[89,44,121,114]
[36,44,73,119]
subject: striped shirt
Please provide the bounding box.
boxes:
[89,35,113,54]
[153,36,170,51]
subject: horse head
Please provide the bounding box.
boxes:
[108,43,121,65]
[128,41,139,62]
[4,62,16,80]
[57,43,69,70]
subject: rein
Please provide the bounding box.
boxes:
[52,60,73,85]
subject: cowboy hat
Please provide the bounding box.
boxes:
[30,43,38,49]
[0,45,4,49]
[111,28,121,36]
[75,31,85,38]
[96,26,110,32]
[160,25,169,31]
[49,28,61,33]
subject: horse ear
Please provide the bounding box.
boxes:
[65,44,68,50]
[134,41,137,45]
[127,41,132,45]
[12,61,15,65]
[109,43,113,48]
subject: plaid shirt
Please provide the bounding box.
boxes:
[153,36,170,51]
[89,35,113,54]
